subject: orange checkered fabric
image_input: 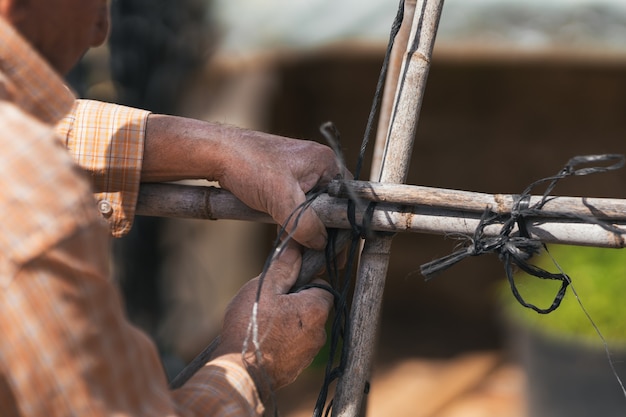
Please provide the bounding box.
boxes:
[0,16,263,417]
[56,99,148,237]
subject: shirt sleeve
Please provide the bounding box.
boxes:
[173,358,265,417]
[0,221,264,417]
[56,99,150,238]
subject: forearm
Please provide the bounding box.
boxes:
[143,114,269,184]
[143,114,223,182]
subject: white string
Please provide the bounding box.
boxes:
[546,250,626,399]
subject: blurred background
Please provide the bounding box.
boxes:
[68,0,626,415]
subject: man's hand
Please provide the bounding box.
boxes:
[216,129,341,251]
[143,115,344,250]
[212,240,333,398]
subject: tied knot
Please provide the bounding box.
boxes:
[421,154,625,314]
[347,200,377,240]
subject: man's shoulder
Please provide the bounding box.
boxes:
[0,100,53,139]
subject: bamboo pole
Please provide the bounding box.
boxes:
[138,181,626,223]
[370,0,417,181]
[327,180,626,220]
[137,182,626,248]
[331,2,445,416]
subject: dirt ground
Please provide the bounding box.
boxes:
[276,351,527,416]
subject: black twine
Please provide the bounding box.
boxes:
[311,2,407,416]
[312,124,376,417]
[420,153,625,314]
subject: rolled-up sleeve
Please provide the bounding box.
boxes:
[173,358,265,417]
[56,99,150,237]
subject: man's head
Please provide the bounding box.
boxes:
[0,0,110,75]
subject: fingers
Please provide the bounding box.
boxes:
[297,278,334,319]
[218,240,334,391]
[283,165,352,251]
[264,240,335,315]
[272,143,344,250]
[272,182,328,251]
[286,205,327,251]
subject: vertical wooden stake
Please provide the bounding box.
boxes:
[332,2,445,416]
[370,0,417,181]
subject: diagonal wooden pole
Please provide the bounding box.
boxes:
[370,0,417,182]
[331,1,445,416]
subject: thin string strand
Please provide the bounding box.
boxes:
[546,250,626,398]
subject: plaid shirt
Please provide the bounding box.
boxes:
[56,99,147,238]
[0,17,263,417]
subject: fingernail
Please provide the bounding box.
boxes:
[279,245,300,265]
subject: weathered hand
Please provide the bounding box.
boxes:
[213,240,333,398]
[217,129,342,250]
[144,116,345,249]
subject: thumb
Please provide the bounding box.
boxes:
[265,240,303,294]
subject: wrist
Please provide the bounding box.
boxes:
[212,352,274,408]
[195,353,266,416]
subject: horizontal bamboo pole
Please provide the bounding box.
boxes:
[328,180,626,220]
[137,182,626,248]
[137,182,270,222]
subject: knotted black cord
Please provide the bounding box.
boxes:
[318,123,366,417]
[245,117,373,416]
[245,120,378,416]
[420,154,626,398]
[421,153,625,315]
[311,124,369,417]
[309,3,407,416]
[312,227,356,417]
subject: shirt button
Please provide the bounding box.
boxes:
[98,199,113,217]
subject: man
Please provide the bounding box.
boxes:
[0,0,340,415]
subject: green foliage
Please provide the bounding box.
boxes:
[501,244,626,347]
